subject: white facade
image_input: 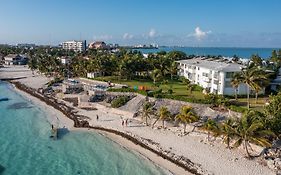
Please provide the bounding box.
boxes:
[62,40,86,52]
[4,54,28,65]
[87,72,101,79]
[177,58,248,95]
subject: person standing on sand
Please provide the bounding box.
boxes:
[125,119,128,127]
[122,120,124,127]
[96,114,99,121]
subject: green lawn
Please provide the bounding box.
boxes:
[236,97,268,111]
[94,76,205,100]
[93,76,266,111]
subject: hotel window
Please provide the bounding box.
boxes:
[226,72,234,78]
[225,81,232,88]
[202,72,208,77]
[214,80,219,84]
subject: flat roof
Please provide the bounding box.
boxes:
[177,58,243,72]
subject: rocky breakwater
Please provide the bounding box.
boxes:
[11,81,90,128]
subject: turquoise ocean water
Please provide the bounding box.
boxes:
[0,82,166,175]
[135,47,280,59]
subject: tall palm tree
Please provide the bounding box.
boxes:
[152,106,171,128]
[175,106,199,133]
[169,61,178,80]
[180,77,195,95]
[220,118,236,149]
[231,73,242,100]
[151,69,163,85]
[252,79,269,104]
[233,110,274,158]
[201,119,220,141]
[142,102,153,126]
[237,65,268,109]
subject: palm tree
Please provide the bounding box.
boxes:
[175,106,199,133]
[201,119,220,141]
[169,61,178,80]
[180,77,195,95]
[187,83,195,95]
[252,79,269,104]
[220,118,236,149]
[237,65,268,109]
[231,73,242,100]
[152,106,171,128]
[233,110,274,158]
[142,102,153,126]
[151,69,163,85]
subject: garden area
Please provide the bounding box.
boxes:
[94,76,205,98]
[92,76,270,113]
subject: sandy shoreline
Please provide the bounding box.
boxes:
[10,82,190,175]
[0,65,275,175]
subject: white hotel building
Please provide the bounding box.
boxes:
[62,40,86,52]
[177,58,248,95]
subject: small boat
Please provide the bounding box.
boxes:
[0,98,9,102]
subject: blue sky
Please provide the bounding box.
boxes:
[1,0,281,47]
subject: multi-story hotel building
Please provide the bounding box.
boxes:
[62,40,86,52]
[177,58,248,95]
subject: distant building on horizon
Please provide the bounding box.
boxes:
[88,41,108,49]
[62,40,86,52]
[17,43,36,48]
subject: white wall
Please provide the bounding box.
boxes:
[178,63,250,96]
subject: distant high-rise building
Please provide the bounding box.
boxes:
[62,40,86,52]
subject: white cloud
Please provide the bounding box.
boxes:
[189,27,211,40]
[123,33,134,40]
[148,28,156,38]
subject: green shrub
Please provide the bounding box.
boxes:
[111,96,130,108]
[163,94,211,104]
[193,85,204,92]
[167,88,173,94]
[108,88,147,95]
[228,105,247,113]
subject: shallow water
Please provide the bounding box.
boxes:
[0,82,166,175]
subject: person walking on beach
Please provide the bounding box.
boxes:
[122,120,124,127]
[125,119,128,127]
[96,114,99,121]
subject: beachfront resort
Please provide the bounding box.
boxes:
[1,1,281,174]
[1,43,281,175]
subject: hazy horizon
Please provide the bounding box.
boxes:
[1,0,281,48]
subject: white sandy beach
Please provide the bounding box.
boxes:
[0,65,275,175]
